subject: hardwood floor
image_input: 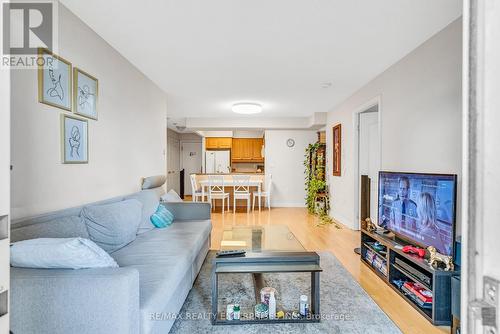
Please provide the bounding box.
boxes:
[208,207,449,334]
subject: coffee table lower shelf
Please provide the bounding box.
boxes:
[213,313,321,325]
[211,252,322,326]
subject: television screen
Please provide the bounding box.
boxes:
[378,172,456,256]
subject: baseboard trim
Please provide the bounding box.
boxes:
[271,203,306,208]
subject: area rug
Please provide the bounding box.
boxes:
[170,251,401,333]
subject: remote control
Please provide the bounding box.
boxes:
[216,250,246,257]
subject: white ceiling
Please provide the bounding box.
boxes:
[61,0,462,119]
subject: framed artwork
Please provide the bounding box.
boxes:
[332,124,341,176]
[38,48,72,111]
[73,68,98,120]
[61,114,88,164]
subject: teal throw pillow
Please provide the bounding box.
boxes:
[150,205,174,228]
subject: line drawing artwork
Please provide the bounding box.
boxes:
[46,66,64,101]
[78,84,95,112]
[69,125,81,158]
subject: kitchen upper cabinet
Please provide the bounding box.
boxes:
[205,137,232,149]
[232,138,264,162]
[251,138,264,160]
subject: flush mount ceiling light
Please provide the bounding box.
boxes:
[232,103,262,114]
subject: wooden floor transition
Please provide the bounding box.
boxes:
[208,207,448,334]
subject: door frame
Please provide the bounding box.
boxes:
[353,95,382,230]
[461,0,500,332]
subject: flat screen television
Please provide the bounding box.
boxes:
[377,171,457,256]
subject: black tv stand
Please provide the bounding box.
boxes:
[360,228,458,326]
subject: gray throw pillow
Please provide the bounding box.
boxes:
[161,189,183,203]
[10,237,118,269]
[82,199,142,253]
[125,190,160,234]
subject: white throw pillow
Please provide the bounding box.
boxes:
[10,237,119,269]
[161,189,183,203]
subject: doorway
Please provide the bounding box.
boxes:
[167,137,180,193]
[354,99,381,229]
[181,141,202,195]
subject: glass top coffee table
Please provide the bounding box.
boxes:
[211,225,322,325]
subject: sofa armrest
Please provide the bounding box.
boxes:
[11,267,140,334]
[161,202,211,221]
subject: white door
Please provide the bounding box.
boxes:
[181,142,202,195]
[358,110,380,223]
[167,137,180,193]
[463,1,500,333]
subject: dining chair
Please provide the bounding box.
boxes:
[208,175,230,213]
[253,174,273,211]
[190,174,205,202]
[232,175,251,213]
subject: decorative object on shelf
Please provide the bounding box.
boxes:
[332,124,341,176]
[61,114,88,164]
[255,303,268,319]
[73,67,98,120]
[38,48,72,111]
[402,245,426,258]
[365,217,376,232]
[226,304,234,320]
[268,291,277,319]
[276,310,284,319]
[233,304,240,320]
[286,138,295,148]
[299,294,308,316]
[291,311,300,319]
[427,246,454,271]
[260,287,276,305]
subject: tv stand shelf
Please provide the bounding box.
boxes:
[360,229,459,326]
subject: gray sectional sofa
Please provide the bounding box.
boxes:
[10,187,211,334]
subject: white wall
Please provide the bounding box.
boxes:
[265,130,318,207]
[11,5,167,219]
[326,19,462,230]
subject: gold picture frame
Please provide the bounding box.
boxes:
[38,48,72,111]
[73,67,99,120]
[61,114,89,164]
[332,124,341,176]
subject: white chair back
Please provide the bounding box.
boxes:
[208,175,225,194]
[190,174,199,193]
[233,175,251,194]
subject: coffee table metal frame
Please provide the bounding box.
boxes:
[211,251,322,325]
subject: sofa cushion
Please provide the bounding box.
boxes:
[141,175,166,190]
[82,199,143,253]
[11,237,118,269]
[110,219,211,332]
[125,190,160,234]
[10,215,89,242]
[161,189,183,203]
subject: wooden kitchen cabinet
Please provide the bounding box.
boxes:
[205,137,232,149]
[232,138,264,162]
[251,138,264,160]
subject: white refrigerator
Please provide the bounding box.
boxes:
[205,150,231,173]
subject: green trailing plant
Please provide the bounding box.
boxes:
[304,143,328,214]
[317,214,341,229]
